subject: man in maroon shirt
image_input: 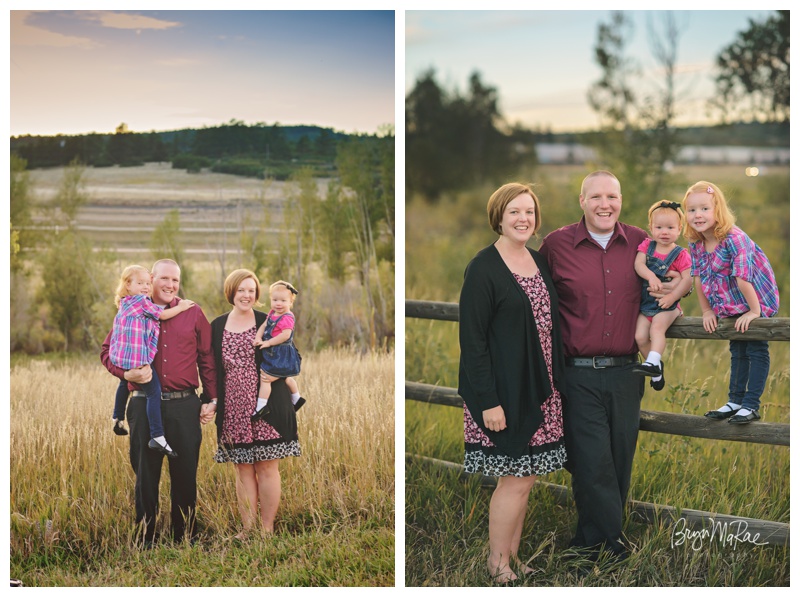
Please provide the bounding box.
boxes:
[101,259,217,546]
[539,171,648,563]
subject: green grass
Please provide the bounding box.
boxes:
[404,333,789,586]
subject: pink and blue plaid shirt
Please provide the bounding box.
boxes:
[109,294,164,370]
[689,226,779,318]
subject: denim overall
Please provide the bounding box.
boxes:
[639,240,684,317]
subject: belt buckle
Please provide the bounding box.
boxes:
[592,356,608,369]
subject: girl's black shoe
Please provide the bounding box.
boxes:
[250,405,270,421]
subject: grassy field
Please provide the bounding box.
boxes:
[22,162,314,256]
[9,348,394,587]
[404,164,790,586]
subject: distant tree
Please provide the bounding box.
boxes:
[149,209,191,295]
[36,164,109,351]
[406,69,528,201]
[709,10,789,123]
[319,180,351,282]
[295,135,312,158]
[50,158,89,224]
[337,137,393,347]
[405,69,452,199]
[313,129,337,159]
[587,11,684,209]
[10,154,33,273]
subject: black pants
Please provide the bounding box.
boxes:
[127,393,202,542]
[562,365,644,549]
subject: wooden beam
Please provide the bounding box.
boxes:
[405,381,790,447]
[405,300,790,342]
[407,453,789,547]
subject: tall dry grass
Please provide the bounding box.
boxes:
[10,348,394,586]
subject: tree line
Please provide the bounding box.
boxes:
[10,120,350,180]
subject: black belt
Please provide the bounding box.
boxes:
[131,389,196,400]
[566,355,638,369]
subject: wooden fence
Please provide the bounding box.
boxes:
[405,299,790,546]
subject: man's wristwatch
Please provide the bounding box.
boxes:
[210,399,218,406]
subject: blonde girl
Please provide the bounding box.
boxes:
[684,181,779,424]
[108,265,195,456]
[251,280,304,420]
[630,201,693,390]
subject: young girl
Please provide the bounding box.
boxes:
[684,181,779,424]
[251,280,304,420]
[631,201,693,391]
[109,265,195,457]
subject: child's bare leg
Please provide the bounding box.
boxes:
[634,314,652,358]
[649,310,681,355]
[258,379,273,402]
[252,372,278,420]
[285,377,298,395]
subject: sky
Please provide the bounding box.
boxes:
[406,9,778,133]
[9,9,395,136]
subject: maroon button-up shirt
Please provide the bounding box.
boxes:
[101,299,217,399]
[539,217,648,358]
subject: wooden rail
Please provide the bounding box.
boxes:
[406,381,789,446]
[406,299,790,342]
[407,454,789,547]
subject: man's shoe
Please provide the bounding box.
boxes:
[650,363,665,391]
[294,397,306,412]
[704,402,740,420]
[148,439,178,458]
[728,409,761,424]
[631,361,661,376]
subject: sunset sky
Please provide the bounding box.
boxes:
[406,9,777,132]
[9,10,395,137]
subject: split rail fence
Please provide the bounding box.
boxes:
[405,299,790,546]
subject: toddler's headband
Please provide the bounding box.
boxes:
[657,201,681,210]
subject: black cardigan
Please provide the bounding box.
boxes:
[210,309,267,445]
[458,244,566,458]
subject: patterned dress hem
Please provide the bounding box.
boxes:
[464,442,567,478]
[214,440,301,464]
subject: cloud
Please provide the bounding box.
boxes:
[81,11,181,31]
[10,11,97,49]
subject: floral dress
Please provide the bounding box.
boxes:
[463,272,567,477]
[214,325,301,464]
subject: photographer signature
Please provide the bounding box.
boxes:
[671,517,769,551]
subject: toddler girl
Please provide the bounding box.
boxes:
[251,280,304,420]
[631,200,693,390]
[683,181,779,424]
[109,265,195,456]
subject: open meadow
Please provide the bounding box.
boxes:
[405,164,790,586]
[10,348,394,587]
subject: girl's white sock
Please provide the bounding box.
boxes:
[153,436,168,448]
[255,398,268,413]
[291,392,301,404]
[645,351,662,367]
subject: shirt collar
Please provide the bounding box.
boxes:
[573,216,630,248]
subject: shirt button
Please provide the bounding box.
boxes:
[608,290,612,294]
[607,312,612,315]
